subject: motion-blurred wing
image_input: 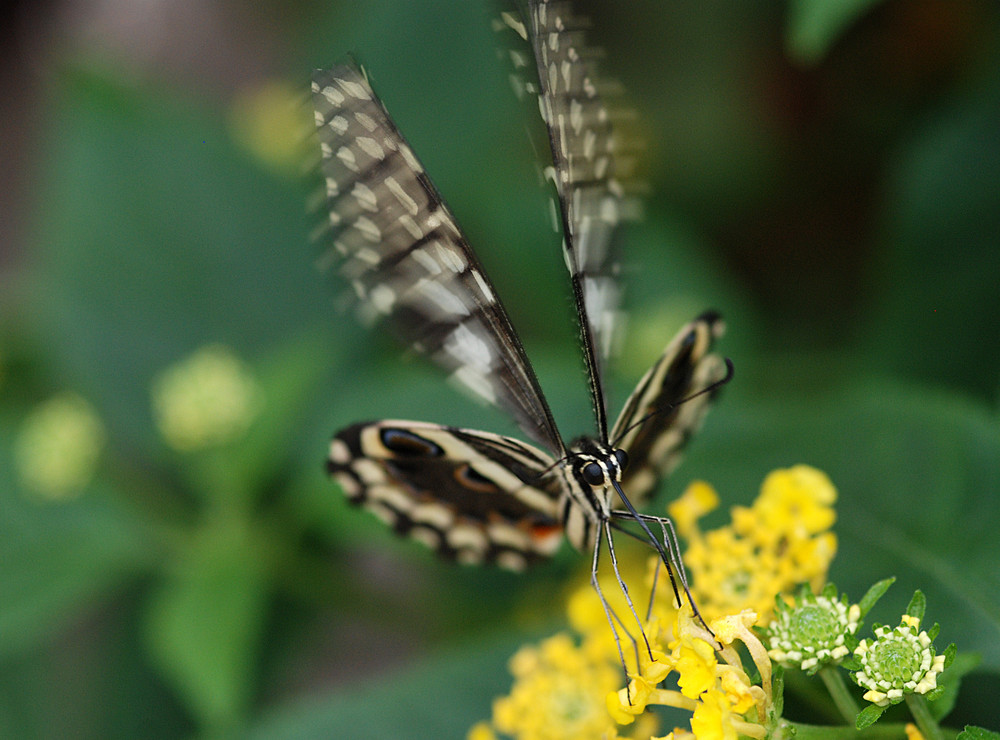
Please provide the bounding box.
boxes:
[312,64,564,454]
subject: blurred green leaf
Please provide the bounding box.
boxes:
[144,517,271,730]
[786,0,886,64]
[245,631,525,740]
[227,331,338,494]
[958,726,1000,740]
[31,64,330,453]
[177,331,338,508]
[0,467,154,658]
[931,651,981,722]
[867,78,1000,400]
[685,377,1000,670]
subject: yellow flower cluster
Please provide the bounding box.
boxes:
[472,466,839,740]
[608,607,772,740]
[471,633,630,740]
[14,392,106,499]
[668,466,837,624]
[151,345,261,452]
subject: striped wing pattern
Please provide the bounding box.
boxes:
[328,421,563,570]
[312,65,563,454]
[514,0,642,436]
[610,312,727,507]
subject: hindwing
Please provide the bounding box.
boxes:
[610,312,727,506]
[328,421,564,570]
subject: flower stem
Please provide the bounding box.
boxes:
[818,666,859,722]
[905,694,944,740]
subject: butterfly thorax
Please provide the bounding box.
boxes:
[557,437,629,550]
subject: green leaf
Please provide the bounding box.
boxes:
[785,0,886,64]
[244,632,527,740]
[144,516,271,731]
[0,462,154,657]
[906,590,927,622]
[771,663,785,720]
[176,331,338,509]
[867,78,1000,399]
[856,702,886,729]
[30,64,330,454]
[857,578,895,617]
[931,649,978,721]
[958,726,1000,740]
[224,331,338,496]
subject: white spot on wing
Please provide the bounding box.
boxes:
[353,216,381,242]
[496,551,528,571]
[410,526,442,551]
[354,111,378,132]
[444,322,493,369]
[330,115,349,134]
[433,242,466,273]
[336,146,359,172]
[411,502,454,530]
[384,176,419,215]
[321,85,345,106]
[411,248,443,275]
[416,279,471,316]
[469,270,495,303]
[336,77,372,101]
[356,136,385,160]
[369,284,396,314]
[398,214,423,239]
[447,523,488,554]
[352,182,378,212]
[452,365,498,404]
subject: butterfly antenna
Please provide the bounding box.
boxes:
[613,357,734,446]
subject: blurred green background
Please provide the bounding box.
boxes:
[2,0,998,737]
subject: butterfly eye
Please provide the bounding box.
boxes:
[582,461,606,486]
[614,449,629,472]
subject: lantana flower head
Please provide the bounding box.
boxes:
[764,584,861,673]
[853,614,948,707]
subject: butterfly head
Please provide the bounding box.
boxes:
[572,439,629,490]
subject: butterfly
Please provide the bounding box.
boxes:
[311,0,730,627]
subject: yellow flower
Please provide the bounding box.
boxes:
[14,393,105,499]
[672,466,837,623]
[491,633,623,740]
[152,345,261,451]
[229,78,314,176]
[667,480,719,539]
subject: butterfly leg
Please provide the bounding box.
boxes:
[613,509,718,643]
[592,517,661,703]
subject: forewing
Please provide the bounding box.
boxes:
[498,0,641,436]
[610,312,727,505]
[312,64,563,453]
[328,421,565,570]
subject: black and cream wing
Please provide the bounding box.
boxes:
[311,64,563,454]
[327,421,565,570]
[610,312,728,506]
[499,0,641,435]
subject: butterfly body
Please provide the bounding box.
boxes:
[326,310,724,571]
